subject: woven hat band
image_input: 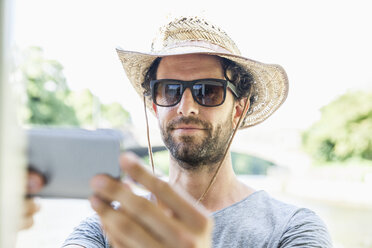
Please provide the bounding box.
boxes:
[156,40,233,55]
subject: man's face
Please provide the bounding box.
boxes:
[153,54,238,170]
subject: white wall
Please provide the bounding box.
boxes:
[0,0,26,246]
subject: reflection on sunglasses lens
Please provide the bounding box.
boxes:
[156,83,180,106]
[194,83,224,106]
[165,84,181,105]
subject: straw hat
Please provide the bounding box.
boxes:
[116,16,289,128]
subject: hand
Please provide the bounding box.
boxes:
[90,153,213,248]
[19,169,45,230]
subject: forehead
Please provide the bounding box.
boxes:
[156,54,224,80]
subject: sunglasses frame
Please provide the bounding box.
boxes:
[150,78,239,107]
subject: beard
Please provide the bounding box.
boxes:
[160,114,233,171]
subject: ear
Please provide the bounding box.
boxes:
[233,98,250,128]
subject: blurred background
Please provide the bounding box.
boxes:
[1,0,371,247]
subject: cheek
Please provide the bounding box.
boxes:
[225,94,237,118]
[156,107,175,127]
[157,107,171,119]
[199,108,226,127]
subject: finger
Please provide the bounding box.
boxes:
[90,196,163,248]
[90,196,131,248]
[90,175,189,247]
[19,198,40,231]
[23,198,41,216]
[119,153,210,232]
[19,215,34,230]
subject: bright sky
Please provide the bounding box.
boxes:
[13,0,372,143]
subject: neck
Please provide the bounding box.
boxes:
[168,152,255,212]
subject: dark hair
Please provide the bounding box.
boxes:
[141,56,255,105]
[142,57,162,97]
[219,57,254,102]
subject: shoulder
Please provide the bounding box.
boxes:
[251,191,333,247]
[279,207,333,247]
[212,190,303,230]
[62,215,111,248]
[212,191,332,247]
[254,192,333,247]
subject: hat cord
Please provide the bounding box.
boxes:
[196,96,250,204]
[143,95,155,174]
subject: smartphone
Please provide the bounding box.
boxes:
[27,128,123,199]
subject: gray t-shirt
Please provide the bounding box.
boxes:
[62,190,332,248]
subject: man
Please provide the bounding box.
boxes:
[63,17,332,247]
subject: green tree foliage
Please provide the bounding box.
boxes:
[67,89,95,127]
[143,150,170,176]
[21,47,79,125]
[231,152,274,175]
[20,47,131,128]
[67,89,131,129]
[302,91,372,163]
[100,102,131,129]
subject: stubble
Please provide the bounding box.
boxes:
[161,114,233,171]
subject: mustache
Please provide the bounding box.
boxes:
[166,116,212,130]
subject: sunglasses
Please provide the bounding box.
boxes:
[150,78,239,107]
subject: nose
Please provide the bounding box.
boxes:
[177,88,199,116]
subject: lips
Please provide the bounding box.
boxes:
[166,117,211,134]
[174,125,204,130]
[171,125,206,134]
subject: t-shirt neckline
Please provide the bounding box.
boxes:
[211,190,266,216]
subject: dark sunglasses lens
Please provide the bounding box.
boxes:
[193,81,225,106]
[155,82,182,106]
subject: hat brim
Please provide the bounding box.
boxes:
[116,47,288,129]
